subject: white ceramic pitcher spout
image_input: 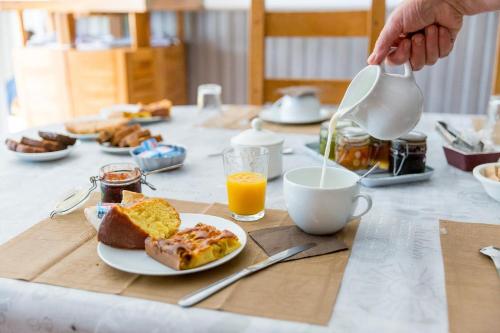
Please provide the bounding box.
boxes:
[339,62,424,140]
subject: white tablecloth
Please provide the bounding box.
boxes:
[0,106,498,333]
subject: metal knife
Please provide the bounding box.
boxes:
[479,246,500,277]
[178,242,316,307]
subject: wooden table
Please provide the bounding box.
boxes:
[0,107,498,333]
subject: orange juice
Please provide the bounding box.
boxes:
[226,172,267,215]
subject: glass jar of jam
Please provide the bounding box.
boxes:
[389,131,427,176]
[335,127,371,170]
[369,137,391,170]
[99,163,142,203]
[319,119,353,160]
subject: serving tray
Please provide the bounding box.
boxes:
[304,142,434,187]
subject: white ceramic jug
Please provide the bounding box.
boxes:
[339,62,423,140]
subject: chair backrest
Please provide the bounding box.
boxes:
[492,22,500,95]
[248,0,385,105]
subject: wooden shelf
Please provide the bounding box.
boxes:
[0,0,202,13]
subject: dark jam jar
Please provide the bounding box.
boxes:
[99,163,142,203]
[390,131,427,176]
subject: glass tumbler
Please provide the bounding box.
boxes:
[197,84,222,112]
[223,147,269,222]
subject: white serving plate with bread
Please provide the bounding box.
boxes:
[7,141,79,162]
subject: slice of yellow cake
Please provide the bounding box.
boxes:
[98,192,180,249]
[145,223,241,270]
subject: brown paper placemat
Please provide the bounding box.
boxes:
[249,225,348,261]
[0,193,359,325]
[201,105,322,135]
[440,220,500,333]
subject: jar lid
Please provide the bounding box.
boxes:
[320,119,353,130]
[395,131,427,143]
[231,118,284,146]
[339,126,370,142]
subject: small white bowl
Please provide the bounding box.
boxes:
[473,162,500,202]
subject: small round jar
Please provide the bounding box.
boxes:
[335,127,370,170]
[319,119,353,160]
[99,163,142,203]
[369,137,391,170]
[389,131,427,176]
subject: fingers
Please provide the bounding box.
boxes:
[368,16,403,65]
[438,26,454,58]
[410,33,426,70]
[386,38,411,65]
[425,25,439,65]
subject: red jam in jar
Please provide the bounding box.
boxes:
[99,163,142,203]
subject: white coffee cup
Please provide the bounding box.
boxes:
[273,94,321,122]
[283,167,372,235]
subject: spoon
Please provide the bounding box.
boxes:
[357,162,380,183]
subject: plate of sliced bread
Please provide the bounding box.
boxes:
[87,191,246,275]
[5,131,78,161]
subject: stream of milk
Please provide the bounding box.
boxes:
[319,103,351,188]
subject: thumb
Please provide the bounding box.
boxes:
[368,16,403,65]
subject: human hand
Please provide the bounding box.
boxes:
[367,0,466,70]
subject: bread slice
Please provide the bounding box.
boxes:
[98,194,180,249]
[145,223,241,270]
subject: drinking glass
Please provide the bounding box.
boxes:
[223,147,269,222]
[197,84,222,112]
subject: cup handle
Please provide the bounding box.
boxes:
[348,194,372,220]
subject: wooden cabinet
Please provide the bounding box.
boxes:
[2,0,201,126]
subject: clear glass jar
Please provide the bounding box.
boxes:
[99,163,142,203]
[389,131,427,176]
[335,127,370,170]
[319,119,353,160]
[369,137,391,170]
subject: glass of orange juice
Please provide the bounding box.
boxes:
[223,147,269,222]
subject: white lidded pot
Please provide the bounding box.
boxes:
[230,118,284,179]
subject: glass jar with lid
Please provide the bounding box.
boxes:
[335,127,371,170]
[369,137,391,170]
[389,131,427,176]
[319,119,353,160]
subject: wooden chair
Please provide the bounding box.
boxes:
[492,22,500,95]
[248,0,385,105]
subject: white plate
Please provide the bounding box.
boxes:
[8,142,79,162]
[97,213,247,276]
[99,143,135,155]
[101,104,169,125]
[259,107,334,125]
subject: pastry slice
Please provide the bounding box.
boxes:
[98,194,181,249]
[145,223,241,270]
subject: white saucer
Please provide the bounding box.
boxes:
[97,213,247,276]
[259,107,335,125]
[65,132,98,141]
[8,142,79,162]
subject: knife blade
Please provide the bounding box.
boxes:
[178,242,316,307]
[480,246,500,277]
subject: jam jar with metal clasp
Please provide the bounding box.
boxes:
[369,137,391,170]
[389,131,427,176]
[335,127,371,170]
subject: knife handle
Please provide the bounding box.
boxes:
[178,269,249,307]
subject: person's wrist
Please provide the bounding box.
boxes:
[445,0,499,15]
